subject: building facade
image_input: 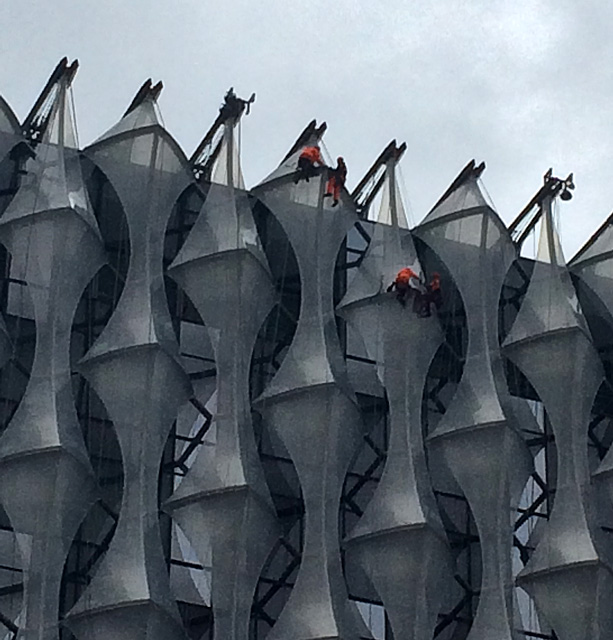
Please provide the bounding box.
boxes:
[0,60,611,640]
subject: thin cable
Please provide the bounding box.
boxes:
[237,119,243,187]
[154,99,165,129]
[319,139,333,167]
[69,86,80,149]
[396,165,416,228]
[553,198,563,259]
[478,178,498,214]
[369,190,382,224]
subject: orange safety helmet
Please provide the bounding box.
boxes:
[396,267,417,285]
[300,145,322,163]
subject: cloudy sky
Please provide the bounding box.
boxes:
[0,0,611,256]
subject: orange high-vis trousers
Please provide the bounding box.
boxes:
[326,177,341,201]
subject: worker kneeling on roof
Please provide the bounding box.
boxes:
[294,145,326,183]
[387,267,423,309]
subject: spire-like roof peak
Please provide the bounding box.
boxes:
[420,160,489,226]
[504,195,589,347]
[92,80,163,145]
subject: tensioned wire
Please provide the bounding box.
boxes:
[319,138,333,167]
[396,164,416,229]
[154,99,165,130]
[478,177,497,214]
[69,86,79,150]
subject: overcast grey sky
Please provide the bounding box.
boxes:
[1,0,611,256]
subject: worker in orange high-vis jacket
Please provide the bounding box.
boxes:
[294,145,326,183]
[324,157,347,207]
[420,272,442,317]
[387,267,421,307]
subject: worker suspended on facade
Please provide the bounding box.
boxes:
[294,145,326,183]
[387,267,423,309]
[420,272,442,317]
[324,157,347,207]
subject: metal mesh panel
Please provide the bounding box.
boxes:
[253,171,370,640]
[165,122,278,640]
[65,98,192,640]
[340,167,452,640]
[416,176,534,640]
[504,197,613,640]
[0,80,103,640]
